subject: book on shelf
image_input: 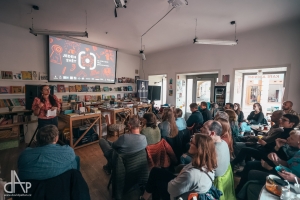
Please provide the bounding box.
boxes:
[75,85,82,92]
[117,94,121,100]
[32,71,38,80]
[128,86,133,91]
[11,86,22,93]
[69,94,78,102]
[1,71,13,79]
[13,73,22,80]
[103,87,109,92]
[85,95,91,102]
[0,87,10,94]
[62,95,69,102]
[39,72,48,80]
[21,71,32,80]
[78,95,85,102]
[69,86,76,92]
[128,93,132,99]
[94,85,101,92]
[123,86,128,91]
[96,95,101,102]
[81,85,88,92]
[57,85,66,92]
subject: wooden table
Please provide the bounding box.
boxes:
[58,113,101,149]
[100,104,152,124]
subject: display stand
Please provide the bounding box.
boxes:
[58,113,101,149]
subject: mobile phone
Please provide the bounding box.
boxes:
[275,165,292,173]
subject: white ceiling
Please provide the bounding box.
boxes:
[0,0,300,55]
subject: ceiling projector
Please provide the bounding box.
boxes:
[114,0,127,8]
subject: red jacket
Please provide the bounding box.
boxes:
[146,139,177,169]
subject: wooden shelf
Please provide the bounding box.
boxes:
[0,110,32,115]
[0,93,25,96]
[55,91,135,94]
[0,120,37,128]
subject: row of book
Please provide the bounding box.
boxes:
[56,85,134,92]
[0,114,32,126]
[0,99,25,108]
[60,93,137,103]
[0,86,24,94]
[1,71,47,80]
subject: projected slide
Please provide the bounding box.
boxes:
[49,36,116,83]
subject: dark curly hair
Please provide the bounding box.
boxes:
[143,113,157,129]
[39,85,57,107]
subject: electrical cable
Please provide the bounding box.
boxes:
[142,7,175,37]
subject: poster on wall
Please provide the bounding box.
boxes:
[137,79,149,103]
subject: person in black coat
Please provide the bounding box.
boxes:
[200,102,212,123]
[247,103,265,125]
[186,103,204,127]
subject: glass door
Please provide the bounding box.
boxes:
[196,80,211,104]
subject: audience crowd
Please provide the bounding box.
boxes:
[17,100,300,200]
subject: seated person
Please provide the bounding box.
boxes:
[224,103,234,110]
[240,103,265,132]
[234,103,244,126]
[235,130,300,194]
[99,115,147,174]
[18,125,79,180]
[231,113,299,168]
[214,111,229,121]
[224,109,240,143]
[174,108,186,131]
[216,118,234,158]
[186,103,204,128]
[158,108,178,139]
[200,102,212,123]
[139,134,217,200]
[210,103,219,118]
[234,110,283,154]
[150,101,159,115]
[201,120,230,177]
[141,112,161,145]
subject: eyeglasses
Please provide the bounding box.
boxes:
[43,88,51,91]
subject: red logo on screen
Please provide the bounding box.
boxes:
[50,45,63,65]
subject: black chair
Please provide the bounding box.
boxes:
[107,149,149,200]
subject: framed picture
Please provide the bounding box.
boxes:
[169,89,173,96]
[21,71,32,80]
[1,71,13,79]
[40,73,48,80]
[11,86,22,93]
[32,71,38,80]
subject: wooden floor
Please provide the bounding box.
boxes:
[0,137,240,200]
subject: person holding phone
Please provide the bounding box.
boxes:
[32,85,61,128]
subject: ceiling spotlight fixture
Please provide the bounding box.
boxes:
[193,20,238,46]
[140,50,146,61]
[168,0,188,7]
[29,28,88,37]
[139,37,146,61]
[114,0,127,17]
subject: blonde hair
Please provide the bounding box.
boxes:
[162,108,178,138]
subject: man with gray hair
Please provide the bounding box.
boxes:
[201,120,230,177]
[18,125,79,180]
[99,115,147,175]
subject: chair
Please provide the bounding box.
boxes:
[13,169,90,200]
[107,149,149,200]
[213,165,236,200]
[105,108,131,138]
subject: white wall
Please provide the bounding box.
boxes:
[142,20,300,111]
[0,21,140,97]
